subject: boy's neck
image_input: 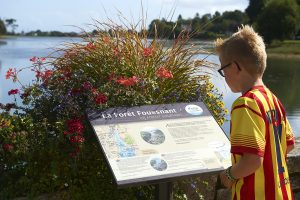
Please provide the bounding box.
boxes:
[241,77,264,95]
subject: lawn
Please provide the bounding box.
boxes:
[267,40,300,55]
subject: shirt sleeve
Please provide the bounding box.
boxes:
[285,119,295,146]
[230,97,266,157]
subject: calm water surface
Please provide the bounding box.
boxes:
[0,37,299,137]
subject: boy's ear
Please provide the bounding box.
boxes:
[233,62,241,73]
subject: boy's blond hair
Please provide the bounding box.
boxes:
[215,25,267,77]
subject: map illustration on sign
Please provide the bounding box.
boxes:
[109,125,136,158]
[140,127,166,145]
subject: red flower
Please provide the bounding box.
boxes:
[91,88,98,95]
[116,76,138,87]
[113,47,119,56]
[143,47,153,57]
[5,68,16,80]
[66,118,84,134]
[82,81,92,90]
[3,144,13,151]
[30,57,46,68]
[30,56,37,62]
[94,93,108,104]
[43,70,53,80]
[86,42,96,51]
[8,89,19,95]
[35,70,42,78]
[70,135,85,144]
[156,67,173,79]
[64,131,71,135]
[62,68,72,79]
[71,88,82,96]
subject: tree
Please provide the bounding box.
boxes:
[213,11,221,20]
[5,18,18,34]
[201,13,212,24]
[256,0,299,43]
[0,18,6,35]
[148,19,177,38]
[177,14,183,22]
[192,13,202,33]
[245,0,268,24]
[207,10,248,35]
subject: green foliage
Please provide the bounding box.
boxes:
[0,18,6,35]
[245,0,269,24]
[246,0,300,43]
[207,10,248,35]
[0,20,227,199]
[256,0,299,44]
[4,18,18,34]
[148,10,248,39]
[148,18,180,39]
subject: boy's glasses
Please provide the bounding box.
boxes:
[218,61,241,77]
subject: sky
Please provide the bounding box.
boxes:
[0,0,249,33]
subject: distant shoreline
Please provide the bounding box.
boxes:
[1,35,300,57]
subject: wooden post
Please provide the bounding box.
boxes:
[155,182,173,200]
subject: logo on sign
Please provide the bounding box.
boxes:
[185,104,203,115]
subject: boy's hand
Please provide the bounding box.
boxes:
[220,170,234,188]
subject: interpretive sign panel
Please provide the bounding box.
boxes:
[87,101,231,187]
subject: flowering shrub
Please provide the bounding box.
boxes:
[0,22,227,199]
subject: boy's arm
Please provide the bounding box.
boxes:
[287,144,295,154]
[285,116,295,153]
[220,153,263,188]
[230,153,263,178]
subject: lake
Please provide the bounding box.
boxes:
[0,36,299,137]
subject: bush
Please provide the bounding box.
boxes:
[0,21,227,199]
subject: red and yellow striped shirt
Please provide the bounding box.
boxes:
[230,85,295,200]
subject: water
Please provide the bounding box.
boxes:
[0,37,299,138]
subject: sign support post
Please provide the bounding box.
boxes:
[155,182,173,200]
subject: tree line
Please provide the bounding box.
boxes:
[1,0,300,43]
[0,18,79,37]
[246,0,300,43]
[147,10,248,39]
[147,0,300,43]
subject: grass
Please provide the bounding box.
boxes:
[267,40,300,55]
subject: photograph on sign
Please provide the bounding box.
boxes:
[88,102,231,186]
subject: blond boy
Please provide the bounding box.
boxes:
[216,25,295,200]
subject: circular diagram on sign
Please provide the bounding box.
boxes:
[140,127,165,145]
[150,158,168,171]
